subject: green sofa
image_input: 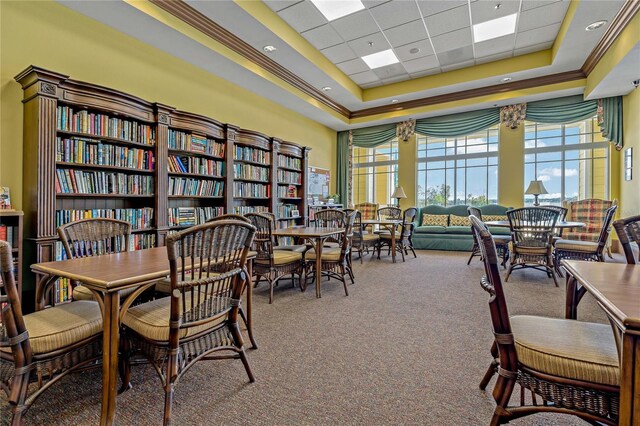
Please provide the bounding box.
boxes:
[412,204,512,251]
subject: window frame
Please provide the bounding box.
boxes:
[351,138,399,206]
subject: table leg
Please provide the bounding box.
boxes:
[565,273,578,320]
[100,291,120,426]
[618,332,640,425]
[391,226,396,264]
[245,260,257,349]
[34,273,57,311]
[315,237,323,298]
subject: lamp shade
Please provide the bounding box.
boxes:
[525,180,548,195]
[391,186,407,199]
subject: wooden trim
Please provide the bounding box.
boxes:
[582,0,640,75]
[350,70,586,119]
[149,0,351,118]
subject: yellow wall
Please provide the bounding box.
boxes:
[620,88,640,217]
[0,0,336,210]
[498,125,525,208]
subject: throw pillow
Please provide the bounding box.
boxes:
[483,215,508,222]
[422,213,449,227]
[449,215,471,226]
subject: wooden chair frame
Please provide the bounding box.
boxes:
[613,214,640,264]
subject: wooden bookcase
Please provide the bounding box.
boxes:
[274,139,309,229]
[15,66,311,303]
[0,211,24,300]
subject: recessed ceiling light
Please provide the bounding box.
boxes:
[409,48,420,54]
[263,45,277,52]
[494,3,501,9]
[322,86,332,92]
[391,99,399,103]
[473,13,517,43]
[585,20,607,31]
[362,49,399,69]
[501,77,512,82]
[310,0,364,22]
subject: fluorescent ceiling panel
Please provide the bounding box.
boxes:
[473,13,518,43]
[362,49,400,69]
[310,0,365,22]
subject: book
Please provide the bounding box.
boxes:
[0,187,12,210]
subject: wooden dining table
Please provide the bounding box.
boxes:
[361,219,402,263]
[272,226,344,298]
[562,260,640,425]
[31,247,255,426]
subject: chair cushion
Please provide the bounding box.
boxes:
[274,244,308,253]
[74,284,136,301]
[511,315,619,386]
[422,213,449,227]
[444,226,472,235]
[123,295,227,342]
[450,215,471,226]
[414,225,447,234]
[555,239,599,253]
[362,233,380,242]
[323,241,341,248]
[255,250,302,265]
[0,301,103,354]
[305,247,341,261]
[491,235,511,245]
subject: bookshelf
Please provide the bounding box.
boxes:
[0,211,23,300]
[15,66,311,307]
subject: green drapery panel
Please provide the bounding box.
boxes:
[526,95,597,124]
[414,108,500,137]
[351,124,397,147]
[599,96,623,149]
[336,131,350,207]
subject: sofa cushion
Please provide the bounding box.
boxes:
[449,215,470,226]
[444,226,472,235]
[414,225,447,234]
[422,213,449,227]
[483,215,508,222]
[488,227,511,236]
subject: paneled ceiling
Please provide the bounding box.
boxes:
[267,0,570,88]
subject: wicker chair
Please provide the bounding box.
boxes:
[0,241,102,425]
[257,211,307,253]
[505,207,560,286]
[57,218,137,303]
[377,207,417,262]
[246,213,304,304]
[470,215,620,426]
[563,198,617,257]
[466,207,510,268]
[354,202,378,233]
[304,211,356,297]
[540,205,568,240]
[348,210,379,263]
[613,214,640,264]
[119,221,256,426]
[314,209,346,248]
[554,205,618,276]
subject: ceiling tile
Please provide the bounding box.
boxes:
[337,58,370,75]
[360,81,384,88]
[441,59,476,71]
[320,43,358,63]
[431,27,473,53]
[437,44,474,66]
[470,0,520,24]
[382,74,411,84]
[425,5,470,37]
[395,39,435,62]
[418,0,467,17]
[475,51,513,65]
[373,62,408,79]
[264,0,302,13]
[363,0,391,8]
[330,9,380,41]
[277,1,327,33]
[369,0,421,30]
[518,1,570,32]
[347,31,391,56]
[410,68,441,78]
[301,24,344,50]
[474,34,515,57]
[402,55,440,73]
[514,41,554,56]
[350,70,380,84]
[385,19,428,48]
[515,23,561,49]
[521,0,561,12]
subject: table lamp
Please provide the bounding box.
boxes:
[525,180,548,206]
[391,186,407,207]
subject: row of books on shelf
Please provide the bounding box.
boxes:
[168,207,224,227]
[168,155,224,177]
[55,169,154,195]
[56,208,154,230]
[56,137,155,170]
[54,235,156,261]
[233,206,269,215]
[234,182,270,198]
[277,170,301,184]
[233,164,269,181]
[234,146,270,163]
[57,106,155,145]
[168,131,225,157]
[278,155,301,170]
[0,225,19,248]
[277,185,298,198]
[276,204,299,219]
[168,177,224,197]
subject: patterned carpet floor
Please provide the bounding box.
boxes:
[2,250,616,425]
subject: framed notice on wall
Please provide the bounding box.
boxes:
[308,167,330,200]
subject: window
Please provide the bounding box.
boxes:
[416,126,499,206]
[352,139,398,206]
[524,117,608,206]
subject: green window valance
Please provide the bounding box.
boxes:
[414,108,500,138]
[351,124,397,147]
[525,95,598,124]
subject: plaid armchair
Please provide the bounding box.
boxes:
[563,198,617,257]
[354,202,378,233]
